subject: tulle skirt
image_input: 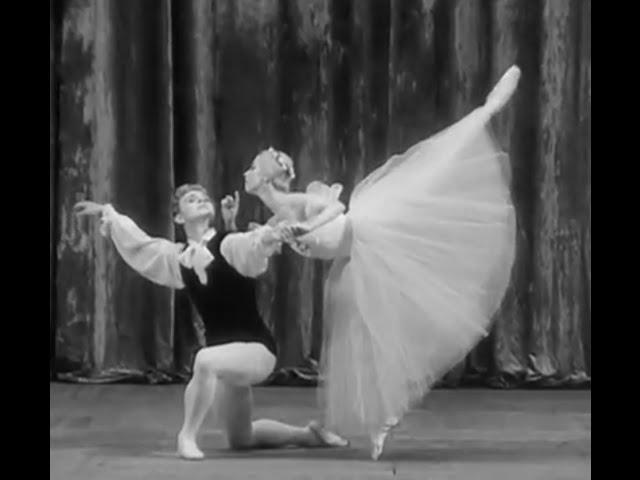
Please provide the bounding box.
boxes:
[319,106,516,436]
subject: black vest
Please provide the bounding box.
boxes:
[179,231,277,355]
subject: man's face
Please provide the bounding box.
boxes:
[175,189,215,224]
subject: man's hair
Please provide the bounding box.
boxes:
[172,183,210,216]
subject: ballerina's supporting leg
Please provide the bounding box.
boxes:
[370,416,401,461]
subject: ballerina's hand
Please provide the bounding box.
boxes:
[73,201,105,217]
[291,223,311,237]
[279,223,311,242]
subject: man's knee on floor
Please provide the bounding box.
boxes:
[226,430,254,450]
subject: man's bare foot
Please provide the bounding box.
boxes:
[484,65,521,115]
[308,421,349,447]
[177,432,205,460]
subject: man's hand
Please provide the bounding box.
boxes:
[73,201,105,217]
[221,191,240,230]
[261,225,282,245]
[259,225,284,254]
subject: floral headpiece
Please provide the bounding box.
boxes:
[268,146,295,180]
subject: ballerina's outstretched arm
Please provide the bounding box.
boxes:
[279,194,346,238]
[306,197,346,231]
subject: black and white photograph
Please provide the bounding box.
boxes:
[50,0,591,479]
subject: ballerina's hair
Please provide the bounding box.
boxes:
[259,147,296,192]
[172,183,210,216]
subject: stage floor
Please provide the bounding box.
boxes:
[50,384,590,480]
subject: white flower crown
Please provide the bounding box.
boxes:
[268,146,296,180]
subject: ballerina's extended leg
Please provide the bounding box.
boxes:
[484,65,522,116]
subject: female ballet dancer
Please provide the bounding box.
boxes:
[243,66,521,460]
[74,185,347,460]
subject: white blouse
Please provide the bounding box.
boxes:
[99,204,280,289]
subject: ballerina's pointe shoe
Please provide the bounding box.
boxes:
[370,417,400,461]
[484,65,522,115]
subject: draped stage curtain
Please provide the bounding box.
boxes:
[50,0,590,388]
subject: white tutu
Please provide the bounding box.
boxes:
[319,106,516,436]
